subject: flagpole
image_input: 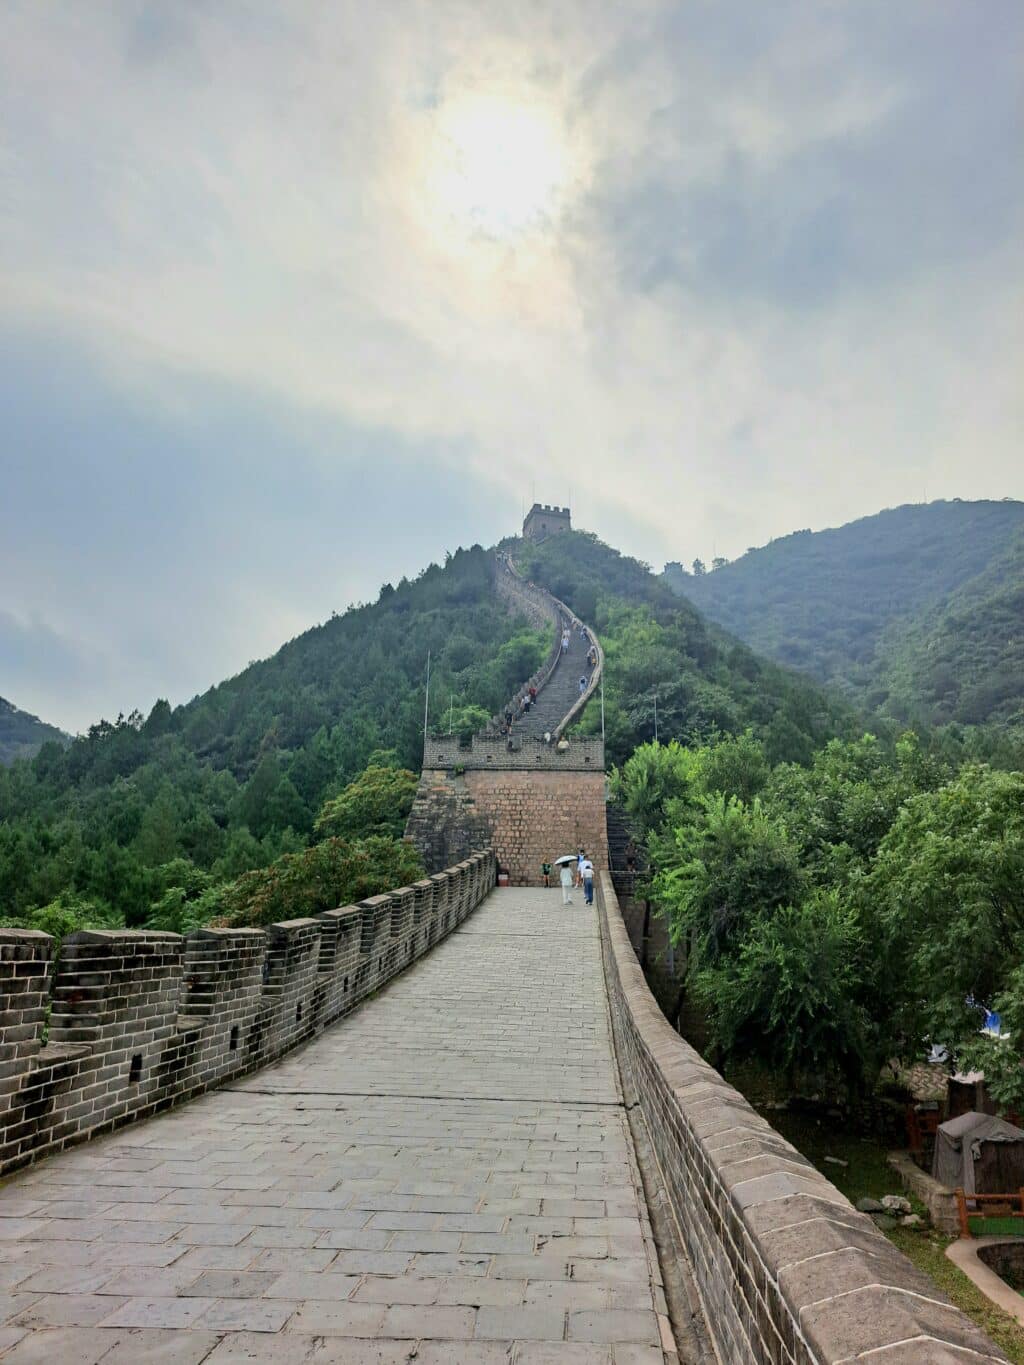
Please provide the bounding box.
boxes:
[422,650,431,751]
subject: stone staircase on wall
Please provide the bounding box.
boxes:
[407,551,609,883]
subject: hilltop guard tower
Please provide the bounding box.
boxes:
[522,502,571,542]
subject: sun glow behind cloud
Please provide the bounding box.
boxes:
[422,90,575,242]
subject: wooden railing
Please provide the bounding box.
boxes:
[956,1187,1024,1237]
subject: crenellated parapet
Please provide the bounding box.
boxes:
[0,849,495,1176]
[422,731,604,771]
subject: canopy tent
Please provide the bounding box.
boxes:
[933,1110,1024,1195]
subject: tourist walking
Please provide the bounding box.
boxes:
[559,860,574,904]
[579,674,588,695]
[580,855,595,905]
[561,629,570,654]
[541,861,552,888]
[574,847,585,889]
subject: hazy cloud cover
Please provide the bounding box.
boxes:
[1,1,1021,731]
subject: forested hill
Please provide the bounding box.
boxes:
[0,697,68,766]
[0,545,549,922]
[513,529,855,767]
[665,499,1024,729]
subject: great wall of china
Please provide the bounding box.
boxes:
[0,546,1007,1363]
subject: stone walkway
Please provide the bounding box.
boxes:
[0,890,672,1363]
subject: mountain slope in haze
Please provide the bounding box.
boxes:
[514,529,855,767]
[881,526,1024,729]
[0,697,68,765]
[665,499,1024,727]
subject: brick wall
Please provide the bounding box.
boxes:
[464,769,608,885]
[597,872,1006,1364]
[0,850,494,1177]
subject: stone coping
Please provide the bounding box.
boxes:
[596,871,1007,1364]
[947,1238,1024,1327]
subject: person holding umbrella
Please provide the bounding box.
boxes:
[554,854,576,905]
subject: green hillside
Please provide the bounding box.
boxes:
[513,529,855,766]
[0,697,68,766]
[881,527,1024,729]
[666,499,1024,728]
[0,545,546,925]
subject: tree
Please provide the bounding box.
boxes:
[870,765,1024,1048]
[692,558,707,577]
[696,890,870,1083]
[314,766,419,841]
[711,557,728,572]
[695,732,769,804]
[612,741,699,840]
[220,836,424,927]
[653,794,804,968]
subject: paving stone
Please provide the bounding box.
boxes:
[568,1309,661,1344]
[197,1297,297,1331]
[285,1300,387,1336]
[264,1271,361,1300]
[97,1296,218,1329]
[380,1303,477,1338]
[96,1328,223,1363]
[12,1266,111,1295]
[516,1347,612,1364]
[353,1275,439,1303]
[0,1327,116,1364]
[10,1294,123,1328]
[435,1276,526,1306]
[475,1304,567,1340]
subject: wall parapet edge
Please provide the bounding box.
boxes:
[0,849,495,1177]
[422,733,605,771]
[596,871,1007,1365]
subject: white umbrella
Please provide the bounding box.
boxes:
[553,854,577,865]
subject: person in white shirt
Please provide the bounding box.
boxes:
[558,861,574,905]
[580,856,595,905]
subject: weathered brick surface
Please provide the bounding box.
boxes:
[597,871,1007,1364]
[0,850,494,1177]
[464,769,608,886]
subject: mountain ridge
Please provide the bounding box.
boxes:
[0,696,69,766]
[665,498,1024,729]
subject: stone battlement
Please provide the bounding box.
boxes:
[0,850,494,1176]
[422,731,605,771]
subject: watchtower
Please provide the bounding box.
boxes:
[522,503,571,543]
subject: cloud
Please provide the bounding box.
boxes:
[0,1,1021,725]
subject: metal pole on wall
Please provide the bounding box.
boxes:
[422,650,431,752]
[600,669,606,742]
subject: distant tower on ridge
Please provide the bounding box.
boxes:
[522,503,571,543]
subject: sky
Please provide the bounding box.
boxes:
[2,1,1022,733]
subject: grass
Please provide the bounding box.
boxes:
[765,1109,1024,1363]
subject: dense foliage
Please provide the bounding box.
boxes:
[669,500,1024,733]
[617,734,1024,1098]
[515,529,856,767]
[0,696,67,766]
[0,546,540,935]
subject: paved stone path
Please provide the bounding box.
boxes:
[0,890,672,1363]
